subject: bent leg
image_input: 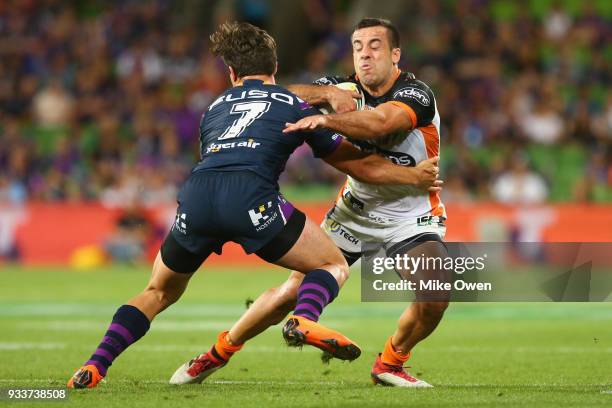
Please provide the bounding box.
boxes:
[271,216,348,322]
[69,249,198,387]
[227,271,303,344]
[274,216,349,285]
[128,251,194,321]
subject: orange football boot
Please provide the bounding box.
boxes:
[282,315,361,361]
[67,365,104,389]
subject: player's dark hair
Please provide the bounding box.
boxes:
[210,21,277,78]
[354,18,400,49]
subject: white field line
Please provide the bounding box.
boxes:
[0,342,610,354]
[0,342,319,353]
[2,304,612,326]
[0,342,66,350]
[0,303,401,318]
[12,320,348,332]
[0,304,252,317]
[0,379,338,385]
[0,379,609,388]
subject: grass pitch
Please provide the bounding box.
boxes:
[0,264,610,407]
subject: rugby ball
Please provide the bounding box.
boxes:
[318,82,365,114]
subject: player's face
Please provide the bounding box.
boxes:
[352,26,400,89]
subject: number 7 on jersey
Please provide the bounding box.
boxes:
[218,101,271,140]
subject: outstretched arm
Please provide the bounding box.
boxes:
[287,84,360,114]
[323,140,441,191]
[284,102,412,140]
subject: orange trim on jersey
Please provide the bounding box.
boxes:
[420,123,445,217]
[388,101,417,130]
[421,123,440,158]
[392,67,401,81]
[335,179,349,205]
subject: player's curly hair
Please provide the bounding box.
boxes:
[210,21,277,78]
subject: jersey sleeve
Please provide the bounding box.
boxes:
[304,128,343,158]
[297,105,342,158]
[388,79,436,128]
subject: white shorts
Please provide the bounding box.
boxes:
[321,202,446,260]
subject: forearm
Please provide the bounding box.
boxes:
[322,110,388,140]
[353,156,420,186]
[287,84,330,105]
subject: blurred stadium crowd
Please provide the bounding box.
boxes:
[1,0,610,207]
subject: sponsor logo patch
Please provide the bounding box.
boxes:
[417,215,447,227]
[393,87,430,106]
[206,138,260,154]
[342,190,365,212]
[328,221,359,245]
[248,201,278,231]
[367,213,393,225]
[173,213,187,234]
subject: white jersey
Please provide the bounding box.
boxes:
[316,71,446,229]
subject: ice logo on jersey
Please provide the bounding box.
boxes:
[393,87,430,106]
[174,213,187,234]
[249,201,278,231]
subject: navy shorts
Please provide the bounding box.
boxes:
[160,170,306,273]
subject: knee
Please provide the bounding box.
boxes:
[322,256,350,285]
[418,301,449,320]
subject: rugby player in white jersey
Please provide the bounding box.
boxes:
[171,17,448,388]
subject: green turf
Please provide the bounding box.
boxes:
[0,265,610,407]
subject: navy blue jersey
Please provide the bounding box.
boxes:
[193,79,342,185]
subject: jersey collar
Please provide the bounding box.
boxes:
[242,79,264,85]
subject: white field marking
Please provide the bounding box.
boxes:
[0,379,342,385]
[0,379,609,388]
[0,342,320,353]
[210,380,340,385]
[3,302,612,321]
[0,304,251,317]
[0,342,66,350]
[0,342,610,354]
[428,345,612,354]
[131,345,320,353]
[13,320,347,331]
[0,303,403,317]
[16,321,244,332]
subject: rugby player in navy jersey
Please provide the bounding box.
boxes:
[174,18,448,388]
[67,21,442,389]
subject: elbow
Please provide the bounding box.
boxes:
[367,118,392,138]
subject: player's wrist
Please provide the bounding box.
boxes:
[321,85,336,103]
[407,167,421,185]
[317,114,331,128]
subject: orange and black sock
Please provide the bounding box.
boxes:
[380,336,411,367]
[209,331,243,363]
